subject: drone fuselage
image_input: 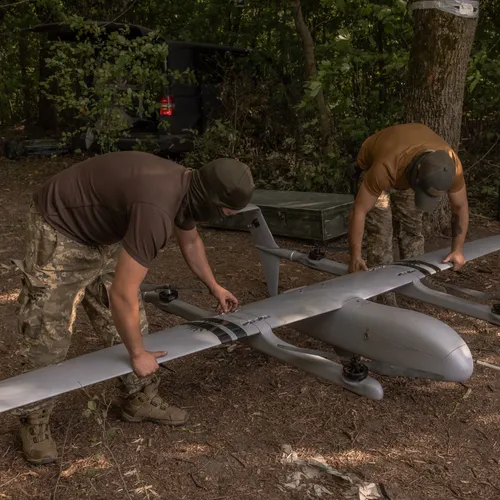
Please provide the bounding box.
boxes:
[291,297,473,382]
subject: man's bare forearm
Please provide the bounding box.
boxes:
[109,292,145,357]
[179,237,218,291]
[450,205,469,252]
[348,208,366,258]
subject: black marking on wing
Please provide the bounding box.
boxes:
[186,321,232,344]
[393,261,432,276]
[205,318,248,340]
[401,259,442,273]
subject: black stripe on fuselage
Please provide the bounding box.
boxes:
[186,321,232,344]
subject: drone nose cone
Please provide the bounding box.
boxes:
[442,343,474,382]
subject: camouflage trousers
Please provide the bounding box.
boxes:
[365,187,424,267]
[12,202,152,417]
[365,188,424,307]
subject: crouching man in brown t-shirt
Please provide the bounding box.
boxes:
[347,123,469,286]
[12,151,254,465]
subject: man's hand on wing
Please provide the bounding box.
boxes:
[443,249,466,271]
[210,284,239,313]
[110,248,164,377]
[348,255,369,273]
[130,350,167,378]
[174,226,239,313]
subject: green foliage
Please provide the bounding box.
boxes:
[40,17,172,153]
[186,0,411,192]
[0,7,37,125]
[0,0,498,197]
[462,1,500,148]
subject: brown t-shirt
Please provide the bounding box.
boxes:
[357,123,465,198]
[33,151,195,268]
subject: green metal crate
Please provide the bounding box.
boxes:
[202,189,354,242]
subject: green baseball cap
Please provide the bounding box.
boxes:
[413,150,456,212]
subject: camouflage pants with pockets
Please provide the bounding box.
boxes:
[12,202,152,417]
[365,187,424,305]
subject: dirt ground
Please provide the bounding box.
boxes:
[0,156,500,500]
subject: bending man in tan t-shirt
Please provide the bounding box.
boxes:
[348,123,469,276]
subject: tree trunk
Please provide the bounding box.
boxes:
[404,2,479,235]
[292,0,334,154]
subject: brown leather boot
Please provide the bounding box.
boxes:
[121,376,188,426]
[19,405,58,465]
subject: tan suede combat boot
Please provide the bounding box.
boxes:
[19,406,58,465]
[121,377,189,426]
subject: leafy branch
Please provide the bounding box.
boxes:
[40,18,173,153]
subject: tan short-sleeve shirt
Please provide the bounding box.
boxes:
[357,123,465,198]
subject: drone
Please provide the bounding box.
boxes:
[1,204,499,413]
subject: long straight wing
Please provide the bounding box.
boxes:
[419,234,500,266]
[237,234,500,328]
[1,234,499,413]
[0,319,261,413]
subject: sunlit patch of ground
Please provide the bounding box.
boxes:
[0,290,20,305]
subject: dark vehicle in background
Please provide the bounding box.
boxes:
[5,22,250,158]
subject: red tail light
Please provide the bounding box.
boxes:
[160,96,175,116]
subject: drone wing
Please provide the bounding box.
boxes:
[0,318,262,413]
[1,211,499,414]
[237,233,500,329]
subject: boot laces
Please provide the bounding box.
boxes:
[29,423,50,443]
[22,408,52,443]
[151,395,169,411]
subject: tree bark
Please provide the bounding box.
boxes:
[404,2,479,235]
[292,0,334,154]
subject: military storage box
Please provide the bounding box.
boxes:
[203,189,354,242]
